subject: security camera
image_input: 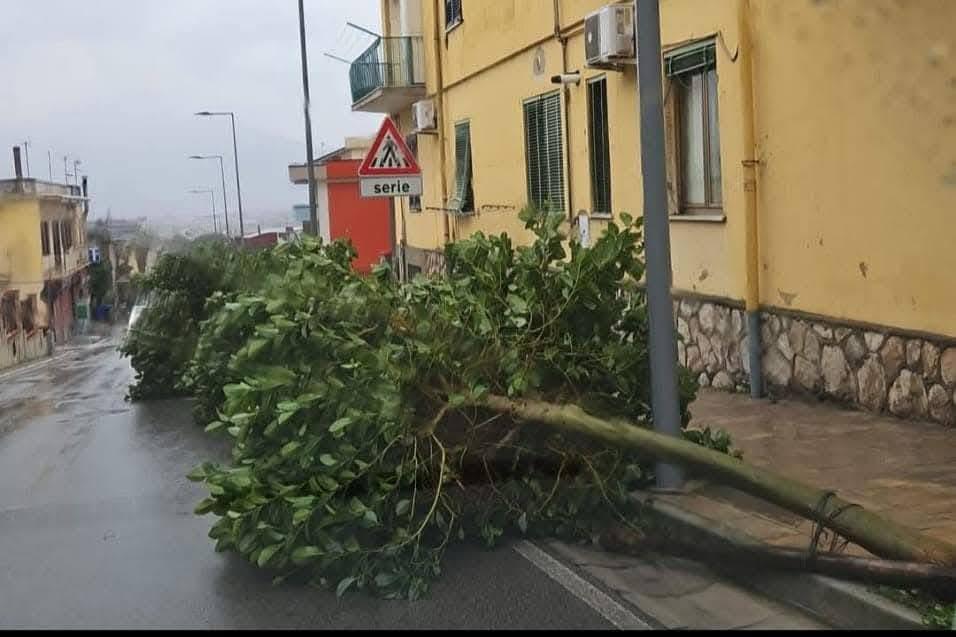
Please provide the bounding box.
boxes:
[550,72,581,86]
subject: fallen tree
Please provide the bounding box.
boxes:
[181,208,956,600]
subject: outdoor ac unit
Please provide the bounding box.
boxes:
[584,4,635,69]
[412,99,436,132]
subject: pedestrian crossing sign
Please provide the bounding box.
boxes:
[358,117,421,177]
[359,117,423,198]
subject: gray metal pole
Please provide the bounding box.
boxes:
[635,0,684,491]
[298,0,319,236]
[228,114,245,242]
[210,189,217,234]
[216,155,231,237]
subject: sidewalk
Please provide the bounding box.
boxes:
[685,388,956,554]
[544,540,827,629]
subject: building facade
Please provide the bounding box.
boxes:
[347,0,956,425]
[289,137,395,274]
[1,149,90,370]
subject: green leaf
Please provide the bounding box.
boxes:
[336,576,358,598]
[374,572,399,588]
[517,512,528,534]
[395,499,411,516]
[363,509,379,526]
[349,497,367,515]
[329,416,353,434]
[319,454,337,467]
[257,544,281,567]
[204,420,226,433]
[186,466,207,481]
[222,382,252,400]
[293,507,312,525]
[280,441,301,457]
[316,476,339,491]
[291,545,322,564]
[194,498,217,515]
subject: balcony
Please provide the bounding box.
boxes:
[350,36,426,114]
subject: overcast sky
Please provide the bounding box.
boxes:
[0,0,383,235]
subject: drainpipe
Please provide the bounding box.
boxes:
[555,0,575,221]
[432,0,450,247]
[739,0,763,398]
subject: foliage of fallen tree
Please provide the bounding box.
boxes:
[120,238,273,401]
[185,209,723,599]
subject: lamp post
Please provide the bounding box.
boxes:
[188,188,218,234]
[195,111,245,241]
[297,0,319,236]
[634,0,683,491]
[189,154,230,237]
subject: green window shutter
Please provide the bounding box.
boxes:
[587,77,611,215]
[665,40,716,78]
[523,92,564,211]
[452,121,473,213]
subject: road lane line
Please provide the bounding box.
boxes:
[513,540,651,630]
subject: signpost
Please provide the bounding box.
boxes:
[358,117,422,199]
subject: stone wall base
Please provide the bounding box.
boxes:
[673,296,956,427]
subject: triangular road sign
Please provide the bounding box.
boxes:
[358,117,421,177]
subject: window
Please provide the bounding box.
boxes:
[41,221,51,256]
[63,220,74,250]
[523,91,565,211]
[405,133,421,212]
[445,0,463,30]
[587,77,611,216]
[52,221,63,264]
[1,292,17,335]
[451,121,474,214]
[20,295,36,334]
[665,40,722,215]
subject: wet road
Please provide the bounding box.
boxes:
[0,335,625,629]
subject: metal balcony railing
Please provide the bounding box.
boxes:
[349,36,424,105]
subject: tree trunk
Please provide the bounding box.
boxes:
[480,394,956,567]
[599,524,956,601]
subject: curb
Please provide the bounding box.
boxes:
[632,492,927,630]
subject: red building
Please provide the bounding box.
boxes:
[289,138,393,274]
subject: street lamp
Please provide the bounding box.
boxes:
[194,111,245,241]
[187,188,218,234]
[189,154,230,237]
[297,0,319,236]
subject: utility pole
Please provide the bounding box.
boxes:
[298,0,319,236]
[634,0,684,491]
[63,155,70,184]
[48,150,53,181]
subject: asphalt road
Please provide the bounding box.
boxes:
[0,333,624,630]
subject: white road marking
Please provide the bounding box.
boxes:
[513,540,652,630]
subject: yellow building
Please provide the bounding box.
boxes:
[0,149,90,370]
[347,0,956,425]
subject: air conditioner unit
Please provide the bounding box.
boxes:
[412,99,436,132]
[584,4,635,69]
